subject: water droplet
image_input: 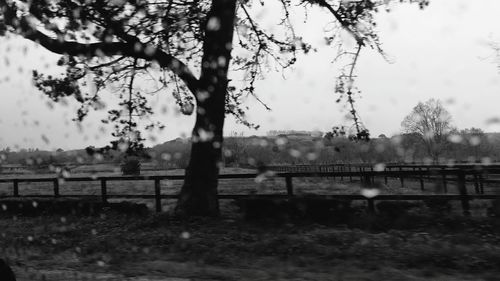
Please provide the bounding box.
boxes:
[180,231,190,239]
[373,163,386,172]
[62,169,71,178]
[448,134,462,143]
[161,153,171,161]
[207,17,221,31]
[289,149,301,158]
[482,157,492,165]
[276,137,287,146]
[41,134,50,144]
[306,152,317,161]
[485,117,500,124]
[469,136,481,146]
[361,188,380,199]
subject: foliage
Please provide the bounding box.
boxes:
[1,126,499,172]
[0,0,430,147]
[121,157,141,175]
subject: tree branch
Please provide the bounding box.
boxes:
[305,0,365,45]
[1,0,199,95]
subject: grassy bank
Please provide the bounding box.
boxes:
[1,203,500,280]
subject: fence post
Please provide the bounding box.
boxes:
[370,166,375,184]
[399,167,404,188]
[100,179,108,204]
[340,165,344,182]
[13,179,19,197]
[155,179,162,213]
[479,172,484,194]
[441,168,447,193]
[384,167,388,185]
[367,198,376,214]
[419,167,424,191]
[285,176,293,196]
[359,167,363,183]
[349,164,353,182]
[473,174,480,194]
[457,170,470,216]
[53,178,59,198]
[332,165,336,181]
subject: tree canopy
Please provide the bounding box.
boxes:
[0,0,428,142]
[401,98,453,161]
[0,0,429,215]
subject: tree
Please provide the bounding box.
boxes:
[459,127,489,162]
[401,99,453,162]
[397,132,425,163]
[223,132,246,167]
[0,0,428,216]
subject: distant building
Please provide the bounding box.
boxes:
[267,130,322,138]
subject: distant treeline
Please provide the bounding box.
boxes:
[151,130,500,169]
[1,130,499,171]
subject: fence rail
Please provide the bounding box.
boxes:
[1,166,500,215]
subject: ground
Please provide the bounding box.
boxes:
[1,202,500,281]
[1,166,499,280]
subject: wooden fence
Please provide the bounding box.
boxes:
[268,163,500,192]
[2,166,500,215]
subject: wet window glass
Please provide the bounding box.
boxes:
[1,1,500,280]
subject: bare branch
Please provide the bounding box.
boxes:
[1,0,199,95]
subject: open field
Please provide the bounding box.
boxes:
[1,165,500,280]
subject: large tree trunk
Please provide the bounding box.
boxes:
[175,0,237,217]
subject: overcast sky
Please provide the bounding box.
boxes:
[0,0,499,151]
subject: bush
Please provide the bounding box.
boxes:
[121,157,141,175]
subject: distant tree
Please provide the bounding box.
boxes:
[223,132,247,167]
[324,132,334,141]
[401,99,453,162]
[397,133,425,162]
[348,129,370,141]
[460,127,489,161]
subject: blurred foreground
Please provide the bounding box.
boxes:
[1,200,499,281]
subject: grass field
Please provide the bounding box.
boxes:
[1,206,500,280]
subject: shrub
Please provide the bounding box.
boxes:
[121,157,141,175]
